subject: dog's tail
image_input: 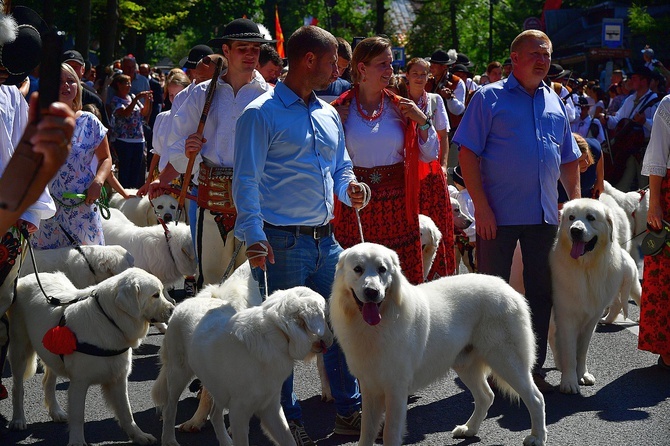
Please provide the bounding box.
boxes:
[23,353,38,380]
[488,371,521,405]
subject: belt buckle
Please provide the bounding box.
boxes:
[313,226,320,239]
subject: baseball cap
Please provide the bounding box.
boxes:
[62,49,85,65]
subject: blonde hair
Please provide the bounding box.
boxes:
[510,30,552,55]
[350,36,392,84]
[573,133,594,166]
[61,63,83,111]
[406,57,430,74]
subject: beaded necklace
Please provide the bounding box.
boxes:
[355,86,384,121]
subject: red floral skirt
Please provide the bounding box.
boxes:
[419,160,455,278]
[638,169,670,356]
[333,163,424,285]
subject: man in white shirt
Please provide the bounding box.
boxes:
[166,18,273,288]
[572,96,605,144]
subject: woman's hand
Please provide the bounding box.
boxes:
[397,98,428,125]
[86,180,103,205]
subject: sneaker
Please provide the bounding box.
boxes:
[288,420,315,446]
[334,410,361,435]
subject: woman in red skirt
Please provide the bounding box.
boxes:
[332,37,440,285]
[639,95,670,370]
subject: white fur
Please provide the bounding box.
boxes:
[0,13,18,45]
[188,287,333,446]
[601,180,649,265]
[330,243,546,446]
[109,190,184,226]
[102,208,196,284]
[151,262,262,446]
[19,245,134,288]
[549,198,641,394]
[8,268,174,446]
[418,214,442,281]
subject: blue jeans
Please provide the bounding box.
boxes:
[251,227,361,421]
[476,224,557,374]
[113,140,145,188]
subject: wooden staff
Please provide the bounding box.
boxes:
[177,57,224,222]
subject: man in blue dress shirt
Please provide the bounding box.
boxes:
[233,25,366,445]
[454,30,581,392]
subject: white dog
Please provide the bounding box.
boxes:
[8,268,174,446]
[418,214,442,281]
[151,262,262,446]
[189,286,333,446]
[19,245,134,288]
[109,190,183,226]
[330,243,546,446]
[102,208,196,285]
[601,180,649,264]
[550,198,641,394]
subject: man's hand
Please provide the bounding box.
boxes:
[475,203,497,240]
[347,181,367,209]
[246,241,275,270]
[185,132,206,157]
[30,98,76,173]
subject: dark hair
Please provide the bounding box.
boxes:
[259,43,282,67]
[286,26,337,67]
[350,36,392,84]
[486,61,502,74]
[406,57,429,74]
[336,37,352,61]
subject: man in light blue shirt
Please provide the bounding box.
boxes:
[233,26,365,445]
[454,30,581,392]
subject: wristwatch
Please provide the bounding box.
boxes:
[419,116,431,131]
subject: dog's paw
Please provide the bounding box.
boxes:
[178,419,205,433]
[130,431,157,445]
[452,424,477,438]
[523,434,546,446]
[49,407,68,423]
[559,380,581,394]
[579,372,596,386]
[9,417,27,431]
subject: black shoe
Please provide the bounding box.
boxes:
[532,373,555,394]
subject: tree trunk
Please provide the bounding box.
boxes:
[76,0,91,62]
[450,1,458,50]
[99,0,118,65]
[376,0,385,35]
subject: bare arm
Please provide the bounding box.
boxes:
[559,159,581,200]
[647,174,665,231]
[459,146,497,240]
[86,136,113,205]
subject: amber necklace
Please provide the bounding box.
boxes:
[355,86,384,121]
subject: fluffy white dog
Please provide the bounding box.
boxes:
[109,190,183,226]
[601,180,649,264]
[550,198,641,394]
[19,245,134,288]
[151,262,262,446]
[330,242,546,446]
[102,208,196,285]
[8,268,174,446]
[188,286,333,446]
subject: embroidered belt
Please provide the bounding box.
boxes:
[264,222,333,240]
[197,163,236,214]
[354,162,404,189]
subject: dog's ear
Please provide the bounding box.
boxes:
[605,208,614,242]
[116,273,141,317]
[268,290,325,360]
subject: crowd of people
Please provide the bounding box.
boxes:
[0,4,668,445]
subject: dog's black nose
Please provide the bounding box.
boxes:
[570,227,583,239]
[163,213,173,223]
[363,287,379,300]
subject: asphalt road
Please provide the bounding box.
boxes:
[1,296,668,446]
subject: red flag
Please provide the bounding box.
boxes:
[541,0,562,28]
[275,6,285,59]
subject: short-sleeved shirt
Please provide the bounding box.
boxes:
[453,73,580,226]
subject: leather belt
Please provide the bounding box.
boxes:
[264,222,333,240]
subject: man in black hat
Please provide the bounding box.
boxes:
[571,96,604,143]
[182,44,213,81]
[62,49,111,129]
[598,65,659,190]
[546,63,576,122]
[166,18,273,288]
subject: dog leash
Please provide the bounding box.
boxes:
[219,239,244,285]
[354,182,372,243]
[60,188,111,220]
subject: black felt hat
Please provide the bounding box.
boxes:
[208,18,275,48]
[427,49,456,65]
[182,44,213,69]
[0,6,48,86]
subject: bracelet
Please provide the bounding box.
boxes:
[418,116,431,131]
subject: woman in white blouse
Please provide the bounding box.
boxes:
[332,36,440,284]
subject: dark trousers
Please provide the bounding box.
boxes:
[476,224,557,374]
[113,139,146,188]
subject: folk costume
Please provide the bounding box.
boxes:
[332,87,439,284]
